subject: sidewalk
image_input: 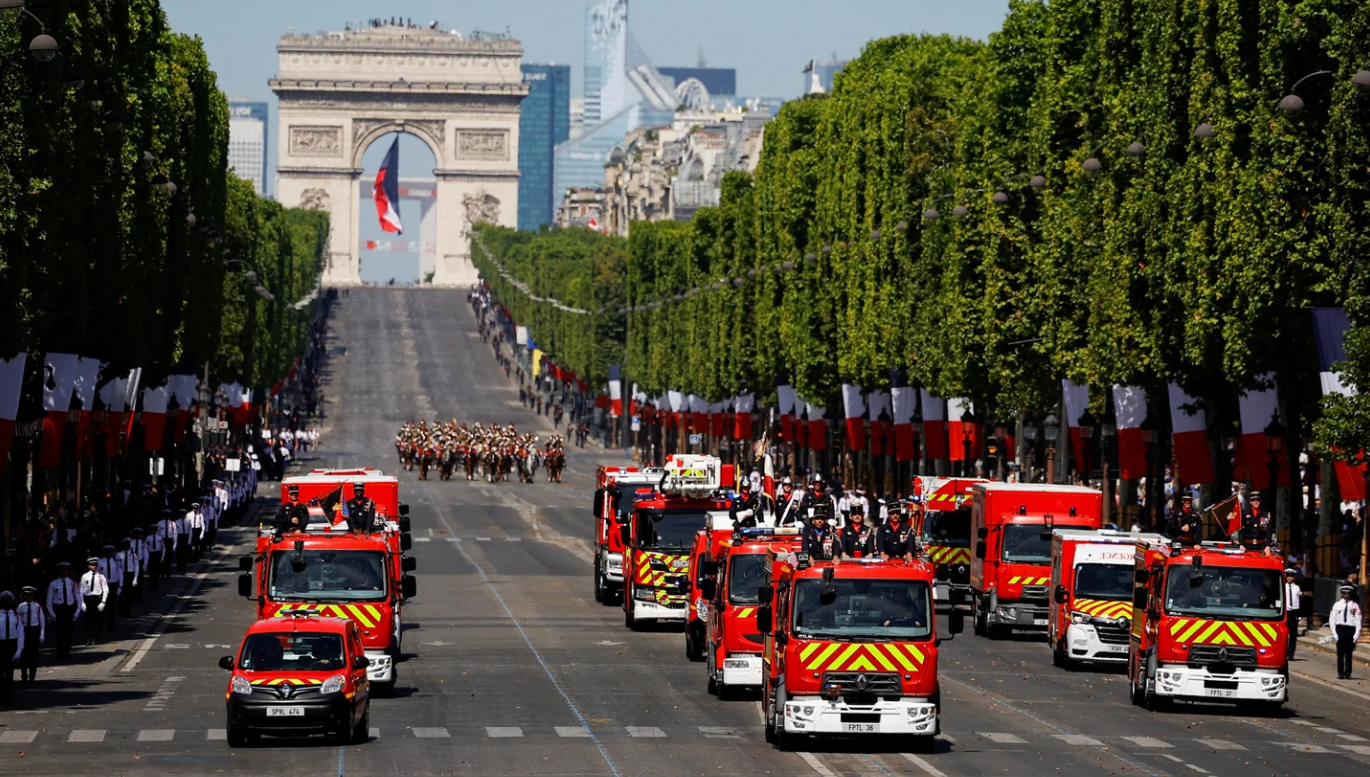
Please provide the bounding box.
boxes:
[1290,628,1370,704]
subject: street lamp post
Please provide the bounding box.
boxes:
[1077,409,1097,484]
[1263,410,1285,540]
[994,422,1009,481]
[1044,412,1059,484]
[1022,418,1038,482]
[960,406,975,478]
[1140,408,1159,531]
[1101,414,1116,523]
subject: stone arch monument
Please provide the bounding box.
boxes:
[271,25,527,286]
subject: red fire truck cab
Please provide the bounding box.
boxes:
[685,509,744,661]
[911,477,987,605]
[592,466,664,606]
[1129,539,1290,711]
[970,483,1103,638]
[1049,529,1164,668]
[760,552,960,752]
[239,470,416,695]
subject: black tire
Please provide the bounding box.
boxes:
[1051,638,1065,668]
[624,604,638,631]
[706,664,719,696]
[1129,659,1145,707]
[685,626,704,662]
[352,705,370,743]
[227,721,249,748]
[1143,674,1167,712]
[972,597,987,637]
[773,703,794,752]
[593,564,604,603]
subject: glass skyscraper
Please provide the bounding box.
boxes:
[518,64,571,231]
[227,100,269,196]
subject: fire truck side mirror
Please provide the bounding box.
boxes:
[977,527,988,539]
[756,605,773,634]
[592,488,606,517]
[975,541,987,560]
[398,516,412,533]
[1053,584,1068,604]
[947,610,965,635]
[758,584,774,603]
[402,575,417,598]
[619,525,632,546]
[1134,569,1149,585]
[219,655,236,671]
[699,560,717,581]
[400,534,413,552]
[239,555,253,572]
[1132,588,1148,609]
[237,573,253,599]
[399,503,410,517]
[700,579,716,600]
[402,556,417,572]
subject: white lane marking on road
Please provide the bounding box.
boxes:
[556,727,592,738]
[1289,719,1316,725]
[1122,736,1173,748]
[1055,734,1102,745]
[940,733,956,742]
[476,537,491,542]
[505,536,522,542]
[1340,744,1370,755]
[68,730,106,743]
[698,726,740,738]
[143,676,185,711]
[797,752,839,777]
[979,732,1028,744]
[123,541,240,673]
[1185,765,1209,774]
[164,644,190,649]
[137,729,175,742]
[413,537,432,542]
[204,644,232,649]
[625,726,664,738]
[900,753,947,777]
[0,731,37,743]
[412,727,450,738]
[486,726,523,738]
[1195,739,1245,750]
[1159,755,1184,763]
[1316,727,1344,733]
[369,727,380,739]
[207,729,226,740]
[1340,734,1369,742]
[1277,743,1333,753]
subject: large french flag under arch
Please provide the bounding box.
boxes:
[373,137,404,234]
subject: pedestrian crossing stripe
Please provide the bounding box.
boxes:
[1072,599,1133,620]
[1007,576,1049,585]
[1167,618,1279,647]
[927,545,971,565]
[797,641,927,672]
[249,678,325,686]
[271,603,385,629]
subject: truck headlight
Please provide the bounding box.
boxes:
[1071,613,1089,625]
[231,675,252,695]
[997,606,1017,619]
[605,553,622,571]
[320,674,346,695]
[634,588,655,602]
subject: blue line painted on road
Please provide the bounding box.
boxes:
[421,482,622,777]
[940,675,1164,777]
[337,742,346,776]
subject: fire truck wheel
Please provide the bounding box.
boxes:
[593,566,604,603]
[625,606,640,631]
[1142,657,1168,711]
[772,705,795,751]
[226,720,251,748]
[352,704,370,743]
[686,626,704,662]
[1051,639,1065,668]
[972,598,987,637]
[1129,661,1145,707]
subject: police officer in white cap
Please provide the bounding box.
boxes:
[15,586,44,681]
[79,557,108,645]
[46,562,81,659]
[96,545,123,632]
[0,591,23,698]
[1330,585,1362,679]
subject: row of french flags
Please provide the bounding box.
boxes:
[0,352,254,474]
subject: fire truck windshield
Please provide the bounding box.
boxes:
[1074,564,1133,601]
[792,578,932,640]
[634,509,705,550]
[238,632,345,672]
[1164,565,1284,619]
[269,550,388,601]
[728,554,769,604]
[922,510,970,546]
[1002,524,1091,564]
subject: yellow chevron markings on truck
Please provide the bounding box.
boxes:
[1168,618,1278,647]
[1007,576,1050,585]
[734,607,757,617]
[927,546,972,565]
[249,678,324,686]
[1072,599,1133,620]
[272,603,383,628]
[797,642,928,672]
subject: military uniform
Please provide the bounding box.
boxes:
[877,518,917,559]
[345,486,377,534]
[838,517,877,558]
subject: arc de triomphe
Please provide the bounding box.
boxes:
[271,25,526,286]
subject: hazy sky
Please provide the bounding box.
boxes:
[162,0,1011,281]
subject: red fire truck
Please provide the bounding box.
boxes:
[970,483,1103,638]
[592,466,665,606]
[685,509,743,661]
[1128,538,1290,711]
[701,526,803,698]
[1048,529,1164,669]
[910,477,987,605]
[760,552,960,752]
[238,469,416,695]
[620,455,730,630]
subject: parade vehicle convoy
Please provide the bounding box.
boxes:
[1048,529,1165,669]
[238,469,417,695]
[685,508,744,661]
[759,551,960,752]
[970,483,1103,638]
[1128,538,1291,711]
[910,476,988,605]
[701,525,804,698]
[620,455,732,630]
[592,466,665,606]
[220,613,371,747]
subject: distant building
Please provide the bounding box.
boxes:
[518,64,572,231]
[569,98,586,140]
[228,99,269,196]
[657,67,735,97]
[805,59,847,94]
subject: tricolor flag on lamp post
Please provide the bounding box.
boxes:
[1062,380,1090,473]
[891,370,916,462]
[1112,385,1148,481]
[608,365,623,417]
[866,390,891,456]
[734,393,755,440]
[71,358,102,458]
[805,401,828,451]
[777,377,796,442]
[947,398,980,462]
[142,384,170,452]
[842,383,866,451]
[1167,384,1215,485]
[372,136,404,234]
[919,389,947,460]
[39,353,80,468]
[0,353,25,474]
[1235,375,1289,491]
[1312,307,1365,499]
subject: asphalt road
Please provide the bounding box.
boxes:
[8,287,1370,776]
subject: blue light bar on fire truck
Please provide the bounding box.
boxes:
[660,454,722,497]
[736,526,800,537]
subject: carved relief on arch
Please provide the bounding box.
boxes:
[299,188,330,212]
[351,118,446,166]
[461,190,501,238]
